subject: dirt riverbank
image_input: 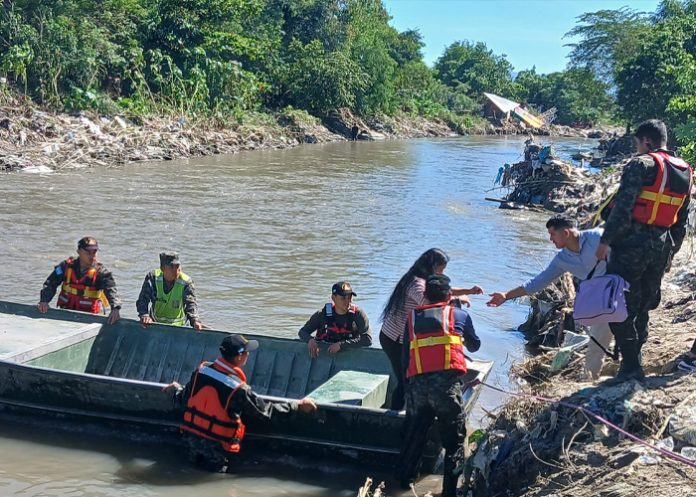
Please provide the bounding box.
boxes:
[469,144,696,496]
[0,89,613,173]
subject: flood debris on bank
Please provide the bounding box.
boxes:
[472,138,696,496]
[489,136,631,214]
[1,85,621,173]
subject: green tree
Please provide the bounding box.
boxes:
[434,40,515,97]
[284,39,367,114]
[615,13,696,125]
[565,7,651,83]
[515,68,614,126]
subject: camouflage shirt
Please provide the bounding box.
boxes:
[135,270,200,325]
[600,151,691,254]
[40,258,122,309]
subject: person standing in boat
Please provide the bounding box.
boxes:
[163,334,317,472]
[486,215,612,380]
[37,236,122,324]
[298,281,372,358]
[136,251,205,330]
[397,274,481,497]
[380,248,483,410]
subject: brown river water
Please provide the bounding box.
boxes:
[0,135,594,496]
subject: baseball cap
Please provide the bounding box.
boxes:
[159,251,181,266]
[332,281,357,297]
[220,334,259,356]
[77,237,99,252]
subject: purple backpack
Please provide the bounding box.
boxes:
[574,262,630,326]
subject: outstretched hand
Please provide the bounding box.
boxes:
[486,292,507,307]
[467,285,484,295]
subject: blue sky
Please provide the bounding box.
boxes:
[382,0,661,74]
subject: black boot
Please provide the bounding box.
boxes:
[606,340,645,385]
[441,452,459,497]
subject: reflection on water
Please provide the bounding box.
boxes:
[0,135,594,495]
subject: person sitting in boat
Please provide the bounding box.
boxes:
[136,251,205,330]
[163,334,317,472]
[298,281,372,358]
[37,236,122,324]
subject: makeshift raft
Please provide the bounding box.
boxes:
[0,301,492,467]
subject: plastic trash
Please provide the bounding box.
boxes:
[638,454,660,465]
[20,165,53,174]
[681,447,696,460]
[114,116,127,129]
[42,143,60,155]
[80,116,103,136]
[669,392,696,445]
[655,436,674,452]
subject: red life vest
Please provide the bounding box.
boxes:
[56,258,104,314]
[406,302,467,379]
[181,358,247,453]
[631,151,693,228]
[315,303,358,342]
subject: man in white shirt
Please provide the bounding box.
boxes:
[487,215,612,379]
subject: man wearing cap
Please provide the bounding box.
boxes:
[298,281,372,358]
[397,274,481,497]
[37,236,122,324]
[136,251,204,330]
[164,334,317,472]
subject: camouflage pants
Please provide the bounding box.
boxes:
[397,372,466,497]
[183,433,237,473]
[608,234,671,345]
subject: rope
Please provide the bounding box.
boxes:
[470,379,696,470]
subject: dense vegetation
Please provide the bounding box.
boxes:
[566,0,696,161]
[0,0,694,155]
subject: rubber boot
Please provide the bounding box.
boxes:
[606,340,645,385]
[441,452,459,497]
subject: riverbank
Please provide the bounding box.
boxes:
[0,89,614,173]
[471,147,696,495]
[471,250,696,496]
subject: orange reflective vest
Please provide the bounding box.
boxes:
[181,359,247,453]
[631,152,693,228]
[315,303,358,342]
[56,258,105,314]
[406,302,467,379]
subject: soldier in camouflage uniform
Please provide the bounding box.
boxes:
[397,274,481,497]
[596,120,692,382]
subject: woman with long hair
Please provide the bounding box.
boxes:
[379,248,483,409]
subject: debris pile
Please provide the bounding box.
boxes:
[474,134,696,496]
[470,375,696,497]
[495,138,595,211]
[597,132,636,166]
